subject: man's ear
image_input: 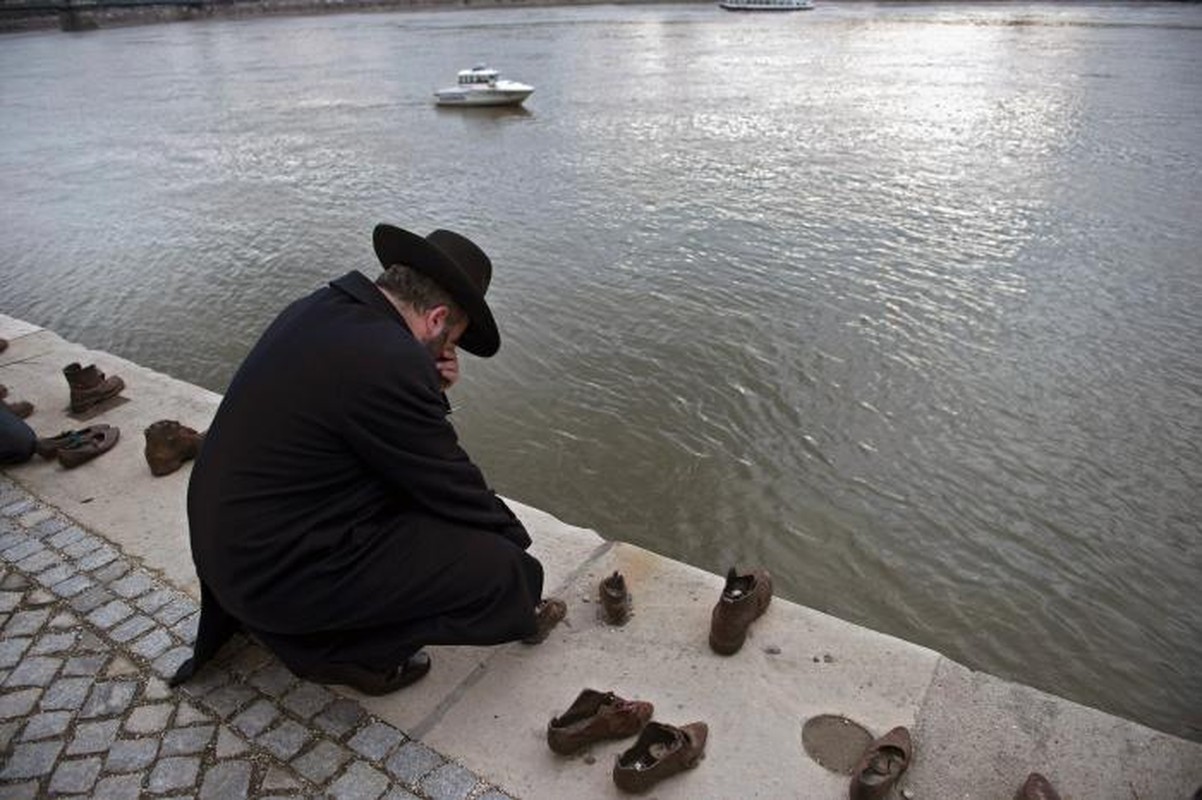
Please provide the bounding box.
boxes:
[426,305,450,334]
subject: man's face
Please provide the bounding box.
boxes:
[421,309,468,361]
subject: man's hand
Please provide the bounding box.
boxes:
[436,347,460,390]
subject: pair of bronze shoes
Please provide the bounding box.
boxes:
[547,688,707,794]
[35,425,121,469]
[709,566,773,655]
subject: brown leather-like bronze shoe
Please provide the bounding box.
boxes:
[57,424,121,469]
[613,720,708,793]
[523,597,567,644]
[600,571,631,625]
[4,400,33,419]
[849,726,912,800]
[547,689,653,755]
[144,419,205,476]
[1015,772,1062,800]
[64,362,125,414]
[708,567,773,655]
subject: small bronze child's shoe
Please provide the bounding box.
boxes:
[144,419,205,476]
[599,571,631,625]
[849,726,912,800]
[612,720,708,793]
[1015,772,1061,800]
[708,567,773,655]
[63,362,125,414]
[547,689,653,755]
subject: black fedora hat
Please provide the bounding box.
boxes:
[372,223,500,358]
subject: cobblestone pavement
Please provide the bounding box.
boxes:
[0,475,517,800]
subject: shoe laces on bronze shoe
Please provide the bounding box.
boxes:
[547,688,654,755]
[708,567,773,655]
[523,597,567,644]
[613,720,708,793]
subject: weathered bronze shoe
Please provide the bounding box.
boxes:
[3,399,33,419]
[600,571,631,625]
[64,362,125,414]
[708,567,773,655]
[1015,772,1062,800]
[56,424,120,469]
[547,689,654,755]
[612,720,708,793]
[523,598,567,644]
[144,420,205,476]
[36,427,105,460]
[849,726,912,800]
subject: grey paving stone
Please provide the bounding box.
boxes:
[31,514,70,539]
[237,695,285,735]
[0,718,18,749]
[35,563,74,589]
[174,700,210,725]
[20,709,72,741]
[171,611,199,643]
[0,636,31,668]
[152,645,192,678]
[280,681,335,719]
[49,755,103,794]
[154,596,198,626]
[40,676,93,711]
[133,587,174,614]
[77,545,119,572]
[63,654,106,676]
[292,739,353,784]
[5,608,51,637]
[247,662,296,697]
[48,610,77,629]
[328,761,391,800]
[31,630,77,655]
[105,736,160,772]
[79,680,138,718]
[177,665,231,698]
[261,765,301,792]
[0,590,20,613]
[128,627,173,660]
[201,682,256,719]
[0,780,38,799]
[91,558,130,584]
[382,789,422,800]
[0,533,25,555]
[198,759,253,800]
[60,533,102,559]
[77,630,107,651]
[315,697,368,738]
[0,738,63,779]
[160,722,215,756]
[385,741,444,786]
[92,773,143,800]
[214,726,249,757]
[16,507,51,528]
[86,598,135,629]
[66,717,122,755]
[124,702,174,734]
[474,791,517,800]
[50,574,93,598]
[68,585,113,613]
[147,756,201,793]
[16,548,59,574]
[47,526,86,549]
[108,571,154,599]
[109,614,156,643]
[0,498,35,517]
[4,655,62,688]
[2,538,42,563]
[417,761,478,800]
[22,588,55,608]
[257,718,311,760]
[144,676,172,701]
[349,721,406,761]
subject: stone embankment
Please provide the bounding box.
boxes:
[2,312,1201,799]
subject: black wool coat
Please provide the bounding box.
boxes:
[184,271,541,673]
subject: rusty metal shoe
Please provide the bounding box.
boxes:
[56,424,120,469]
[708,567,773,655]
[600,571,631,625]
[144,419,205,476]
[849,726,913,800]
[547,689,654,755]
[523,597,567,644]
[613,720,708,794]
[64,362,125,414]
[36,427,103,460]
[3,399,34,419]
[1015,773,1062,800]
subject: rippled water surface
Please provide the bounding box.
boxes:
[2,1,1200,739]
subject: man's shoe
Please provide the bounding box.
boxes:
[599,571,631,625]
[144,420,205,476]
[547,689,654,755]
[56,424,121,469]
[849,726,912,800]
[708,567,773,655]
[3,400,33,419]
[64,362,125,414]
[305,650,431,696]
[612,720,708,793]
[523,598,567,644]
[1015,772,1061,800]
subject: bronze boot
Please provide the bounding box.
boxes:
[144,420,205,476]
[64,362,125,414]
[708,567,773,655]
[599,571,631,625]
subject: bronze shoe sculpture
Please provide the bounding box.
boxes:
[56,424,121,469]
[3,399,34,419]
[547,689,654,755]
[1015,772,1062,800]
[36,426,109,460]
[849,726,912,800]
[709,567,773,655]
[600,570,631,625]
[144,420,205,476]
[523,597,567,644]
[64,362,125,414]
[612,720,708,793]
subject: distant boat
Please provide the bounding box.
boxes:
[434,65,534,108]
[719,0,814,10]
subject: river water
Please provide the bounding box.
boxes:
[2,1,1200,740]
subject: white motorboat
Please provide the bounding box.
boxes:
[434,65,534,108]
[719,0,813,9]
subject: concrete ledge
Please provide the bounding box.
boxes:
[3,312,1200,800]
